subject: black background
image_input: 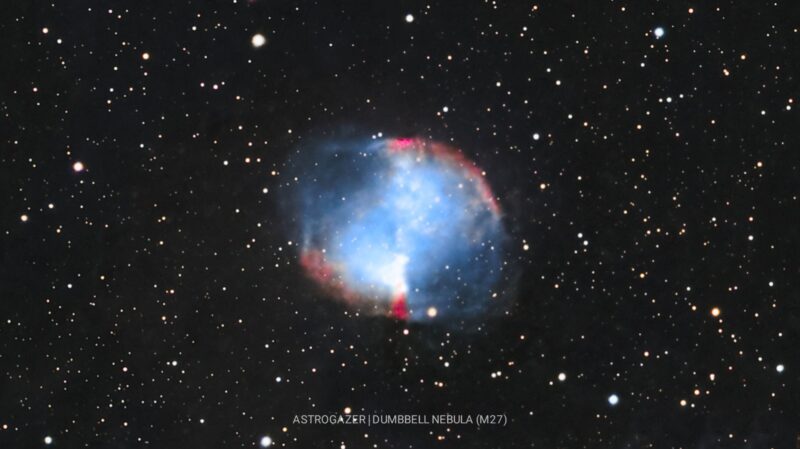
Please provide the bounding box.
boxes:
[2,0,799,447]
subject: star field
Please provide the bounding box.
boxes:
[1,1,799,448]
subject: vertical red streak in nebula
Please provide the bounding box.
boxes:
[390,292,409,320]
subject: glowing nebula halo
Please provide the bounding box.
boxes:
[292,137,507,322]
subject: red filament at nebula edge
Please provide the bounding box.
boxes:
[390,292,409,320]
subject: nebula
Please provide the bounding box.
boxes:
[291,137,507,322]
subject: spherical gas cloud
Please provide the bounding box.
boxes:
[290,137,507,322]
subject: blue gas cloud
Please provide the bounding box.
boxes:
[291,137,507,322]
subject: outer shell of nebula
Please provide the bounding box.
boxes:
[293,138,506,322]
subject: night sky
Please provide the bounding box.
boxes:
[2,1,800,448]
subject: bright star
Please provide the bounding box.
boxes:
[251,33,267,48]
